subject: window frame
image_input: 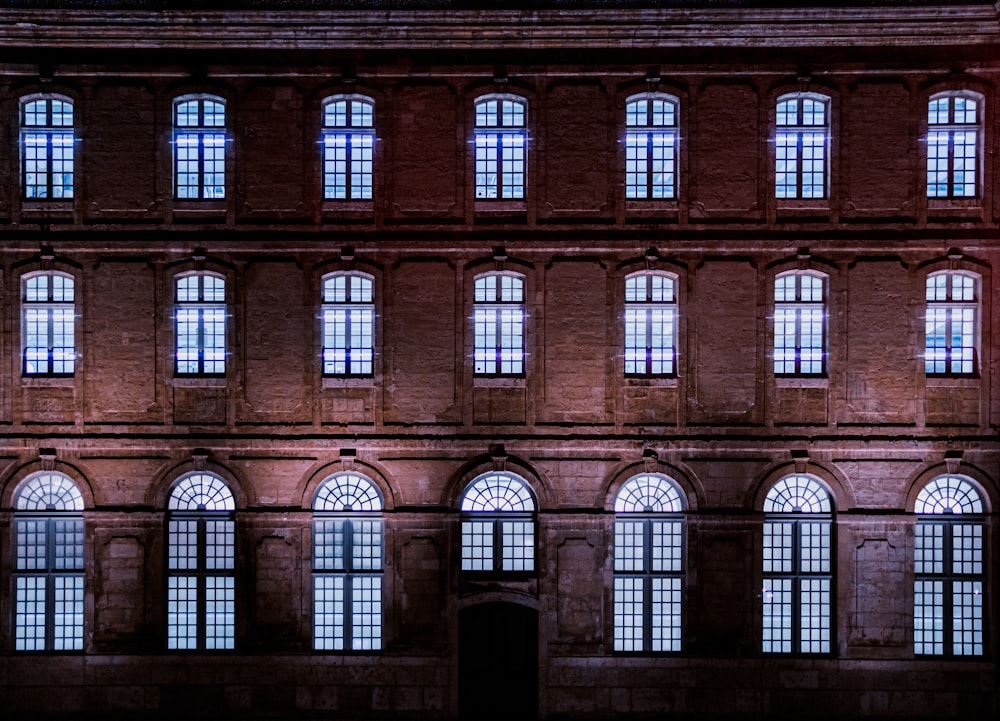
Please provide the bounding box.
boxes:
[624,270,678,378]
[21,270,76,377]
[165,472,237,652]
[12,472,86,653]
[624,93,679,201]
[321,94,375,201]
[174,271,227,377]
[474,94,528,201]
[473,270,526,378]
[173,94,227,201]
[459,472,537,579]
[321,270,376,378]
[924,270,979,378]
[612,473,686,654]
[774,92,830,201]
[773,270,827,377]
[926,91,982,201]
[311,472,384,652]
[913,475,986,658]
[761,474,835,656]
[20,95,75,201]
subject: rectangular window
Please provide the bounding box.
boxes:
[175,273,227,376]
[625,272,677,376]
[475,97,527,200]
[474,272,525,376]
[927,94,980,199]
[22,272,75,376]
[323,96,375,200]
[775,95,829,200]
[774,272,826,376]
[925,271,978,376]
[174,97,226,200]
[21,97,74,200]
[322,272,375,376]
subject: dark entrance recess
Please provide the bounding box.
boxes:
[458,602,539,720]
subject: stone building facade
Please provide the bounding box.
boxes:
[0,2,997,719]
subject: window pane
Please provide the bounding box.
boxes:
[613,577,644,652]
[762,578,792,654]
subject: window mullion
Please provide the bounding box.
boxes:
[796,133,805,198]
[947,132,957,199]
[644,307,654,374]
[196,517,207,650]
[645,133,655,198]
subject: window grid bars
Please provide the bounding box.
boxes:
[22,274,76,376]
[175,274,227,377]
[775,97,828,200]
[774,273,826,376]
[21,98,74,200]
[461,514,535,574]
[927,95,979,199]
[174,98,226,199]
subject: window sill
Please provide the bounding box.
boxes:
[473,375,526,388]
[776,376,828,388]
[925,374,980,385]
[624,376,678,388]
[20,202,74,220]
[171,375,227,387]
[474,200,527,218]
[322,376,375,388]
[20,374,75,387]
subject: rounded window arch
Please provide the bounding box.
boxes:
[460,472,536,574]
[761,474,833,655]
[612,473,686,653]
[311,472,384,651]
[166,472,235,650]
[12,472,85,651]
[913,474,985,657]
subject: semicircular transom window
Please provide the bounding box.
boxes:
[914,475,985,657]
[168,472,236,511]
[460,472,536,573]
[13,472,85,651]
[762,474,833,655]
[613,473,686,653]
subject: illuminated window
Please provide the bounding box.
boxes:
[927,93,981,199]
[474,95,526,200]
[166,473,236,651]
[775,93,829,200]
[175,272,226,376]
[322,95,374,200]
[13,473,85,652]
[20,96,74,200]
[322,272,374,376]
[914,475,985,657]
[22,272,75,376]
[925,271,978,376]
[312,473,384,651]
[762,475,833,655]
[613,474,685,653]
[174,96,226,199]
[474,271,524,376]
[461,472,535,574]
[774,271,826,376]
[625,271,677,376]
[625,94,677,199]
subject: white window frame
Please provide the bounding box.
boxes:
[625,93,678,200]
[460,472,536,575]
[174,272,227,376]
[312,472,384,651]
[322,271,375,376]
[927,91,982,200]
[775,92,830,200]
[173,95,227,200]
[473,271,525,377]
[773,270,827,376]
[624,271,677,377]
[22,271,76,376]
[925,270,979,377]
[322,95,375,200]
[20,95,74,200]
[474,94,527,200]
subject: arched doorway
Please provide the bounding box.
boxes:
[458,602,538,720]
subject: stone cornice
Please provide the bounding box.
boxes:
[0,6,997,50]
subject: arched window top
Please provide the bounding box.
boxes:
[461,472,535,512]
[915,475,984,515]
[15,473,84,511]
[323,94,374,128]
[776,92,830,127]
[775,270,826,302]
[625,93,678,128]
[21,95,74,127]
[625,271,676,303]
[174,95,226,127]
[615,473,685,513]
[763,475,832,514]
[176,271,226,302]
[323,270,374,303]
[929,91,982,126]
[474,271,524,303]
[23,271,75,302]
[926,270,978,302]
[475,94,526,128]
[168,472,235,512]
[313,472,383,512]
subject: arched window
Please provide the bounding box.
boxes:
[20,95,74,200]
[914,475,985,657]
[774,271,827,376]
[474,95,526,200]
[174,95,226,199]
[174,272,227,376]
[322,271,375,376]
[625,93,678,199]
[624,271,677,377]
[460,472,536,574]
[22,271,76,376]
[927,92,981,199]
[775,93,829,200]
[473,271,525,376]
[166,473,236,650]
[925,270,979,376]
[312,473,384,651]
[613,473,686,652]
[13,472,85,651]
[322,95,375,200]
[762,475,833,654]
